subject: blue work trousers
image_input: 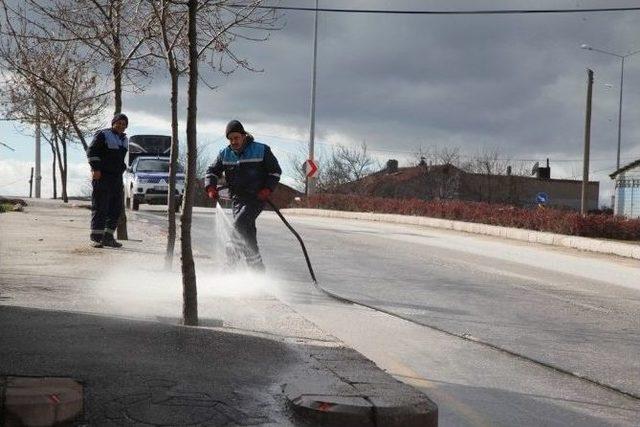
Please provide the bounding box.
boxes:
[90,173,123,241]
[227,198,264,269]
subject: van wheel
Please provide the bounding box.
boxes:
[132,199,140,211]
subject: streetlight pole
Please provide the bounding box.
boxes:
[307,0,319,195]
[581,44,640,170]
[616,56,624,170]
[582,69,594,215]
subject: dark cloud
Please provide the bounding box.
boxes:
[124,0,640,190]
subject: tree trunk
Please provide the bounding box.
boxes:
[70,120,89,151]
[113,60,128,240]
[53,132,66,203]
[49,133,58,199]
[61,137,68,203]
[165,66,179,269]
[114,66,123,115]
[52,153,57,199]
[181,0,199,326]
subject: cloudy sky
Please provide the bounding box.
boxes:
[2,0,640,205]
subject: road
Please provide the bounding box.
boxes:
[135,206,640,426]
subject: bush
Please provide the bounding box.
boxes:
[300,194,640,241]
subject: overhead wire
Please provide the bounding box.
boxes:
[229,4,640,15]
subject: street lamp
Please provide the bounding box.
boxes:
[581,43,640,170]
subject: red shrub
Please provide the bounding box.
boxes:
[300,194,640,241]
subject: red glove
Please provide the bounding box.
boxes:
[257,188,272,201]
[206,187,218,201]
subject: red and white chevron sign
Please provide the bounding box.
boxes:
[305,159,319,178]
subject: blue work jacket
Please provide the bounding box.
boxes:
[205,137,281,200]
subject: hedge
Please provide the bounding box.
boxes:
[300,194,640,241]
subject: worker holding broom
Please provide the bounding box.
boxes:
[204,120,282,271]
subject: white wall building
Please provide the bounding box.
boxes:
[610,160,640,218]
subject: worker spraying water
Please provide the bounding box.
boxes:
[204,120,282,272]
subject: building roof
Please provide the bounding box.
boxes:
[610,159,640,179]
[343,164,597,189]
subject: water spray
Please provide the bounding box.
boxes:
[214,186,317,283]
[214,187,360,305]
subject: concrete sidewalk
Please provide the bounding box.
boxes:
[0,198,436,426]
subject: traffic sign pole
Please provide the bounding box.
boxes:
[307,0,319,195]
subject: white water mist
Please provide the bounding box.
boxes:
[214,202,250,271]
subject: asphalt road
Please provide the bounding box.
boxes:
[135,206,640,427]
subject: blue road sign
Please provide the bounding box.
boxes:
[536,192,549,204]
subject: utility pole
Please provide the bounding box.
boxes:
[581,44,640,170]
[581,69,594,215]
[29,167,34,198]
[616,56,624,170]
[307,0,319,195]
[35,105,42,198]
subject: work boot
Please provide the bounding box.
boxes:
[221,262,237,275]
[250,262,266,274]
[246,253,265,273]
[101,234,122,248]
[90,234,103,248]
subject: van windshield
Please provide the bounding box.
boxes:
[137,159,184,173]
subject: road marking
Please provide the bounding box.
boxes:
[385,358,496,427]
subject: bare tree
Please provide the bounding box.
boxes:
[461,147,513,203]
[289,142,376,193]
[181,0,199,326]
[23,0,155,114]
[313,142,376,192]
[145,0,280,267]
[414,145,465,168]
[0,9,108,202]
[19,0,158,239]
[146,0,189,268]
[178,140,216,179]
[317,153,350,191]
[467,147,510,175]
[334,142,376,181]
[0,4,109,148]
[288,151,311,193]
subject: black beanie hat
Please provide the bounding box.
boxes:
[225,120,245,138]
[111,113,128,126]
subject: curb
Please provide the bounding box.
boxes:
[282,208,640,261]
[283,348,438,427]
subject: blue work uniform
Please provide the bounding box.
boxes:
[86,129,128,242]
[205,136,281,269]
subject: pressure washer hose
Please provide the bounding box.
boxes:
[215,186,350,302]
[265,199,317,284]
[214,187,318,284]
[266,200,361,305]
